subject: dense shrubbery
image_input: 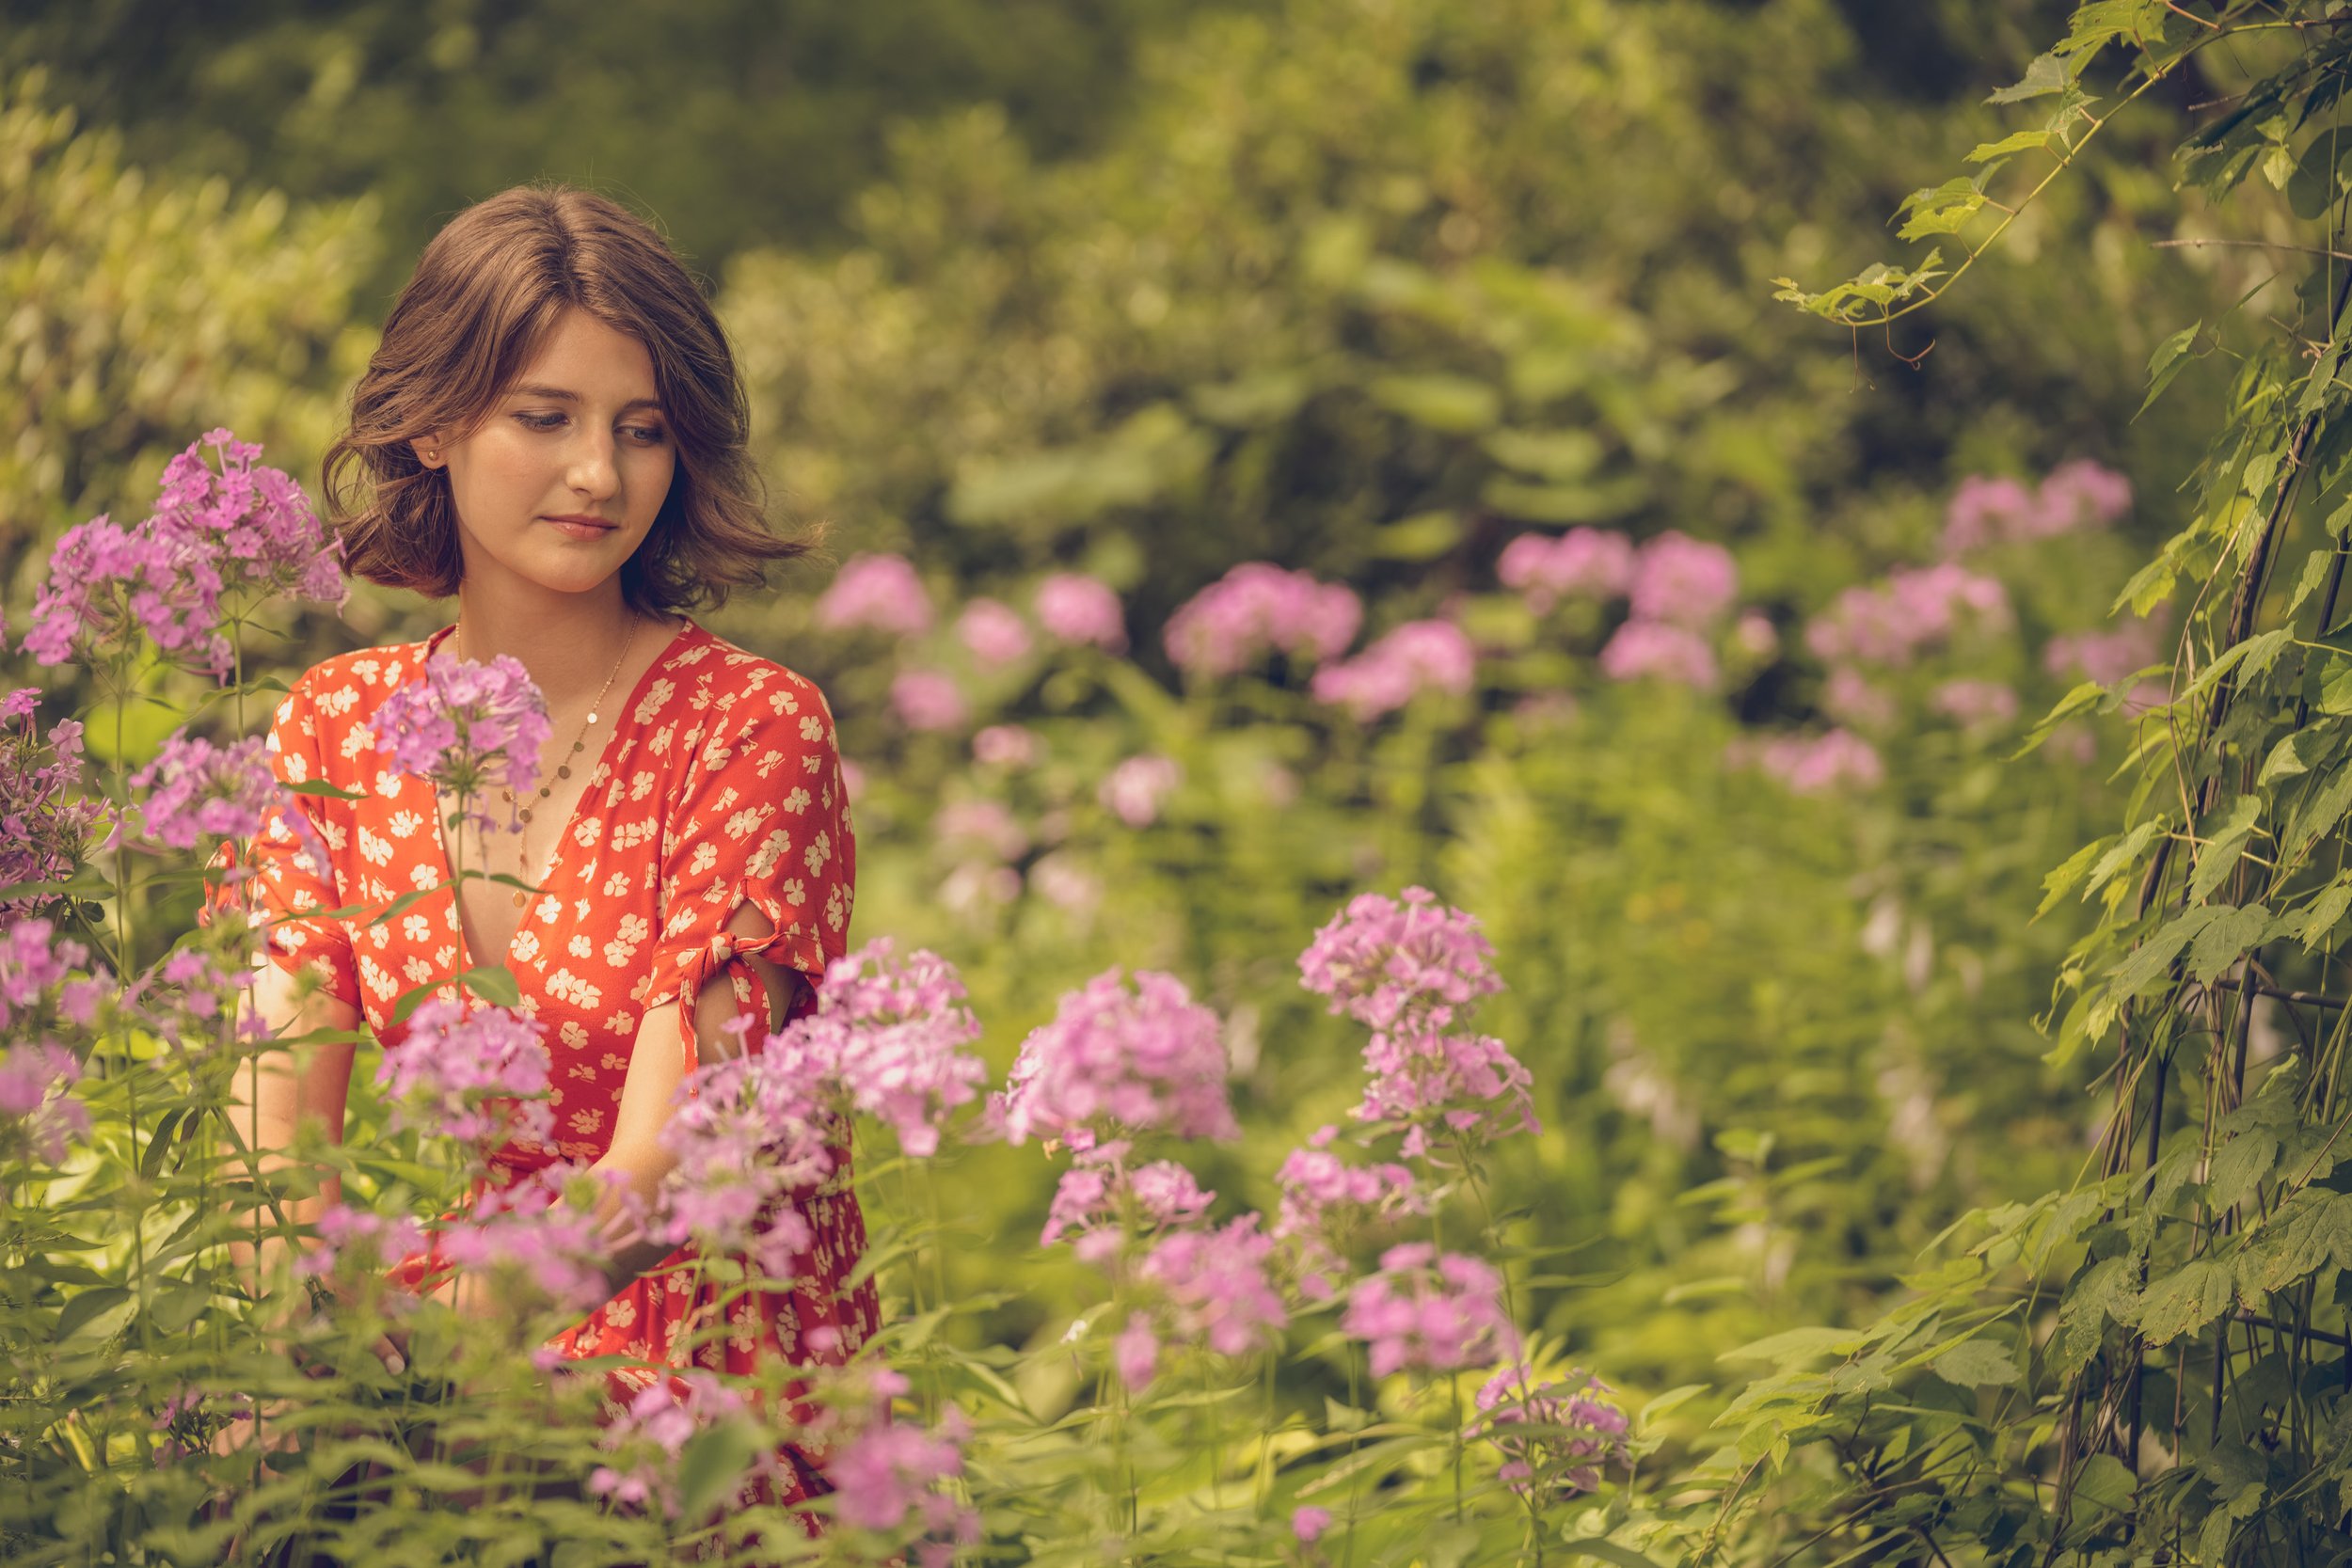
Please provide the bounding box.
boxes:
[14,0,2350,1561]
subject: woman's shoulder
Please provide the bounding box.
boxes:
[275,632,443,729]
[671,624,840,736]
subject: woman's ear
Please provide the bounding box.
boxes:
[414,433,447,470]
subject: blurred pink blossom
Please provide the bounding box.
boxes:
[972,724,1041,768]
[1293,1506,1333,1543]
[1804,563,2010,668]
[1932,680,2020,728]
[1163,563,1362,677]
[816,553,933,638]
[892,670,969,733]
[992,967,1238,1152]
[956,597,1032,668]
[1741,729,1885,793]
[1944,460,2131,553]
[934,799,1026,862]
[1470,1365,1631,1497]
[1310,620,1477,717]
[1100,753,1182,828]
[1628,531,1738,626]
[130,732,277,849]
[1821,667,1897,731]
[1598,620,1718,688]
[1136,1214,1289,1358]
[2044,621,2161,687]
[1497,528,1636,613]
[1035,573,1128,653]
[1343,1242,1518,1378]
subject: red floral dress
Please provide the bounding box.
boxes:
[199,616,880,1513]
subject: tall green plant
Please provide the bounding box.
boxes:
[1647,6,2352,1563]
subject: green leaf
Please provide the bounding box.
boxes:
[2187,904,2268,985]
[2188,797,2262,904]
[2052,1255,2137,1378]
[2134,1259,2235,1345]
[674,1417,762,1520]
[1931,1338,2021,1387]
[1988,51,2069,104]
[1366,373,1501,435]
[1894,175,1989,241]
[1965,129,2053,165]
[2038,835,2111,918]
[2011,680,2106,760]
[1556,1542,1669,1568]
[2137,321,2205,421]
[2070,1452,2138,1519]
[55,1286,133,1344]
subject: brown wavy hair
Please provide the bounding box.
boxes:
[322,182,810,614]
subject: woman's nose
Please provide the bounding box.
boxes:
[566,430,620,499]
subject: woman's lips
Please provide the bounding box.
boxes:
[544,516,618,539]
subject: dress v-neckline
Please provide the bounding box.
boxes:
[417,617,700,974]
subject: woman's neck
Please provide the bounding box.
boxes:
[449,586,676,711]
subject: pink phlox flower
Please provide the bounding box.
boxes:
[891,670,969,733]
[1932,679,2020,729]
[1598,620,1718,688]
[992,967,1238,1150]
[779,938,988,1158]
[1163,563,1362,678]
[437,1163,616,1313]
[1804,563,2008,667]
[1309,620,1477,718]
[825,1408,979,1549]
[1136,1213,1289,1357]
[2044,620,2163,689]
[816,553,934,639]
[1355,1028,1540,1158]
[1470,1363,1632,1497]
[1343,1243,1519,1378]
[1040,1154,1214,1252]
[971,724,1041,768]
[1820,667,1897,731]
[1298,885,1502,1035]
[1113,1316,1160,1391]
[1099,753,1182,829]
[1740,729,1886,794]
[656,1049,834,1269]
[1627,532,1738,626]
[0,917,90,1029]
[933,799,1026,863]
[376,994,556,1153]
[2032,458,2132,535]
[0,711,104,922]
[1293,1505,1333,1543]
[956,597,1032,667]
[1497,528,1635,614]
[373,649,553,812]
[1943,462,2130,553]
[294,1204,428,1282]
[0,1038,88,1163]
[130,732,277,849]
[1273,1145,1422,1296]
[588,1370,762,1517]
[1035,573,1128,653]
[24,433,342,676]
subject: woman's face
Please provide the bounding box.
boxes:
[419,308,676,600]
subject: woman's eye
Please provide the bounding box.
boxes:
[516,411,564,431]
[626,425,669,446]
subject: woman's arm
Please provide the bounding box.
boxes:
[588,901,803,1292]
[221,950,361,1290]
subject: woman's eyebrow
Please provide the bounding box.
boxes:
[509,383,663,414]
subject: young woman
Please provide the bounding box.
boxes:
[199,182,878,1516]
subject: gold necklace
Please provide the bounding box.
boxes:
[454,615,640,908]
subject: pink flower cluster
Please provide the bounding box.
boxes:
[1598,622,1717,689]
[655,1048,832,1277]
[1099,753,1182,829]
[1298,886,1502,1034]
[376,995,556,1156]
[1736,729,1886,794]
[1163,563,1363,678]
[957,598,1032,668]
[588,1369,760,1515]
[1,918,99,1162]
[992,968,1238,1153]
[294,1205,429,1285]
[1309,620,1477,718]
[1273,1135,1421,1297]
[1942,459,2131,553]
[1129,1215,1289,1371]
[783,938,988,1158]
[24,430,345,677]
[1342,1242,1518,1379]
[817,553,934,639]
[825,1393,981,1560]
[0,1039,87,1164]
[437,1163,621,1314]
[1470,1364,1630,1497]
[1498,529,1635,613]
[971,724,1041,768]
[892,670,969,733]
[1932,679,2020,729]
[1300,888,1534,1157]
[129,733,275,849]
[1629,532,1740,626]
[2044,621,2162,688]
[1035,573,1128,653]
[1804,562,2010,667]
[1041,1155,1216,1259]
[0,696,103,921]
[372,649,553,828]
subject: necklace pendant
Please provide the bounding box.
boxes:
[557,764,571,780]
[518,807,533,824]
[513,890,528,908]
